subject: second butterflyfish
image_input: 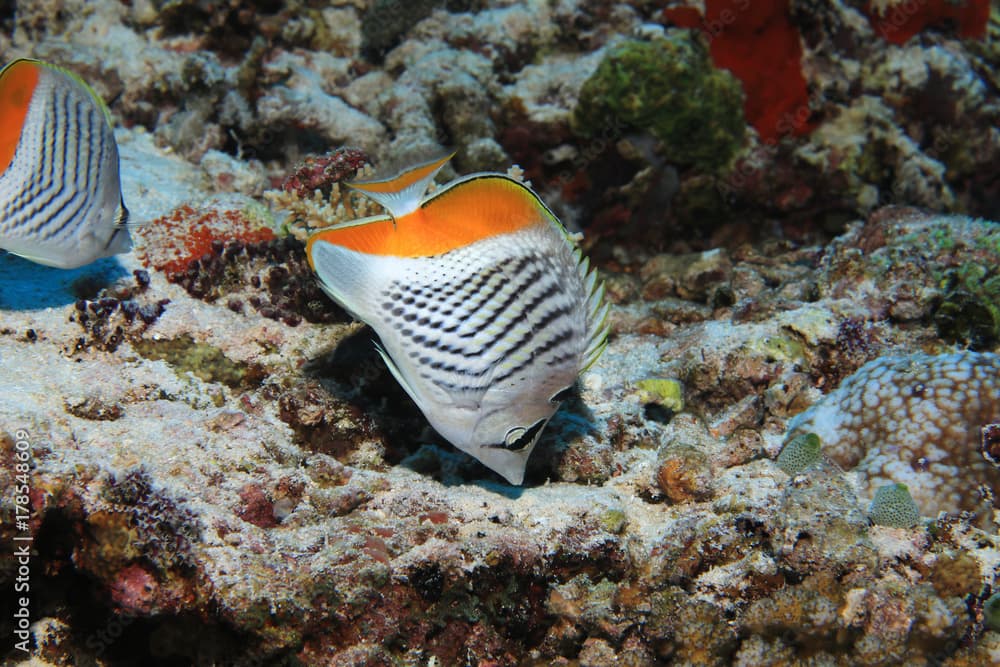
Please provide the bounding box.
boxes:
[0,58,131,269]
[307,154,609,485]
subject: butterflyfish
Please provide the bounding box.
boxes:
[0,58,131,269]
[307,154,609,484]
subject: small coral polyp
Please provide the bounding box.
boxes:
[776,432,822,476]
[869,483,921,529]
[787,351,1000,526]
[278,147,369,200]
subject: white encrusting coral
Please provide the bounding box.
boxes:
[787,351,1000,522]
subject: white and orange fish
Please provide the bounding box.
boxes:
[0,58,130,269]
[307,154,608,484]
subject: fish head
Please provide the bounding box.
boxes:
[466,416,550,486]
[460,393,567,485]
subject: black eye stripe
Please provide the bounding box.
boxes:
[549,386,574,404]
[484,419,547,451]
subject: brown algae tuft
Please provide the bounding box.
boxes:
[131,334,265,389]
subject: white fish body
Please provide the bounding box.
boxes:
[0,59,130,269]
[308,155,608,484]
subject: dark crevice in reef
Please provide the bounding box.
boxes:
[155,0,287,59]
[0,0,12,29]
[226,126,333,164]
[294,327,431,464]
[1,509,288,666]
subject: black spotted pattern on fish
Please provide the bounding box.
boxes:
[380,248,587,397]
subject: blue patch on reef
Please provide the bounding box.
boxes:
[0,252,130,310]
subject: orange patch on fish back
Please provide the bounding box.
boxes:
[0,60,40,175]
[310,176,554,258]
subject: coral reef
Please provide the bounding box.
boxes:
[865,0,990,45]
[663,0,815,142]
[787,351,1000,522]
[135,200,347,326]
[135,201,275,277]
[933,258,1000,350]
[3,1,1000,664]
[263,148,382,241]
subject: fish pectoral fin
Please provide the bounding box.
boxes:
[373,341,424,406]
[102,226,133,253]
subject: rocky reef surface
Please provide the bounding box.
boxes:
[2,1,1000,665]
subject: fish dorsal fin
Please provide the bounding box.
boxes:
[0,59,41,174]
[347,152,454,220]
[565,247,610,373]
[0,59,115,148]
[306,214,396,268]
[308,174,554,259]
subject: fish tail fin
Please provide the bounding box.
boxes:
[103,226,133,254]
[347,152,454,220]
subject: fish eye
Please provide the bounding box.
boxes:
[504,427,526,447]
[494,419,547,452]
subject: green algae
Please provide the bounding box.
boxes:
[361,0,450,60]
[929,225,956,251]
[598,508,628,535]
[672,176,734,227]
[131,334,263,389]
[573,34,745,171]
[985,592,1000,632]
[755,335,807,365]
[635,378,684,413]
[933,260,1000,350]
